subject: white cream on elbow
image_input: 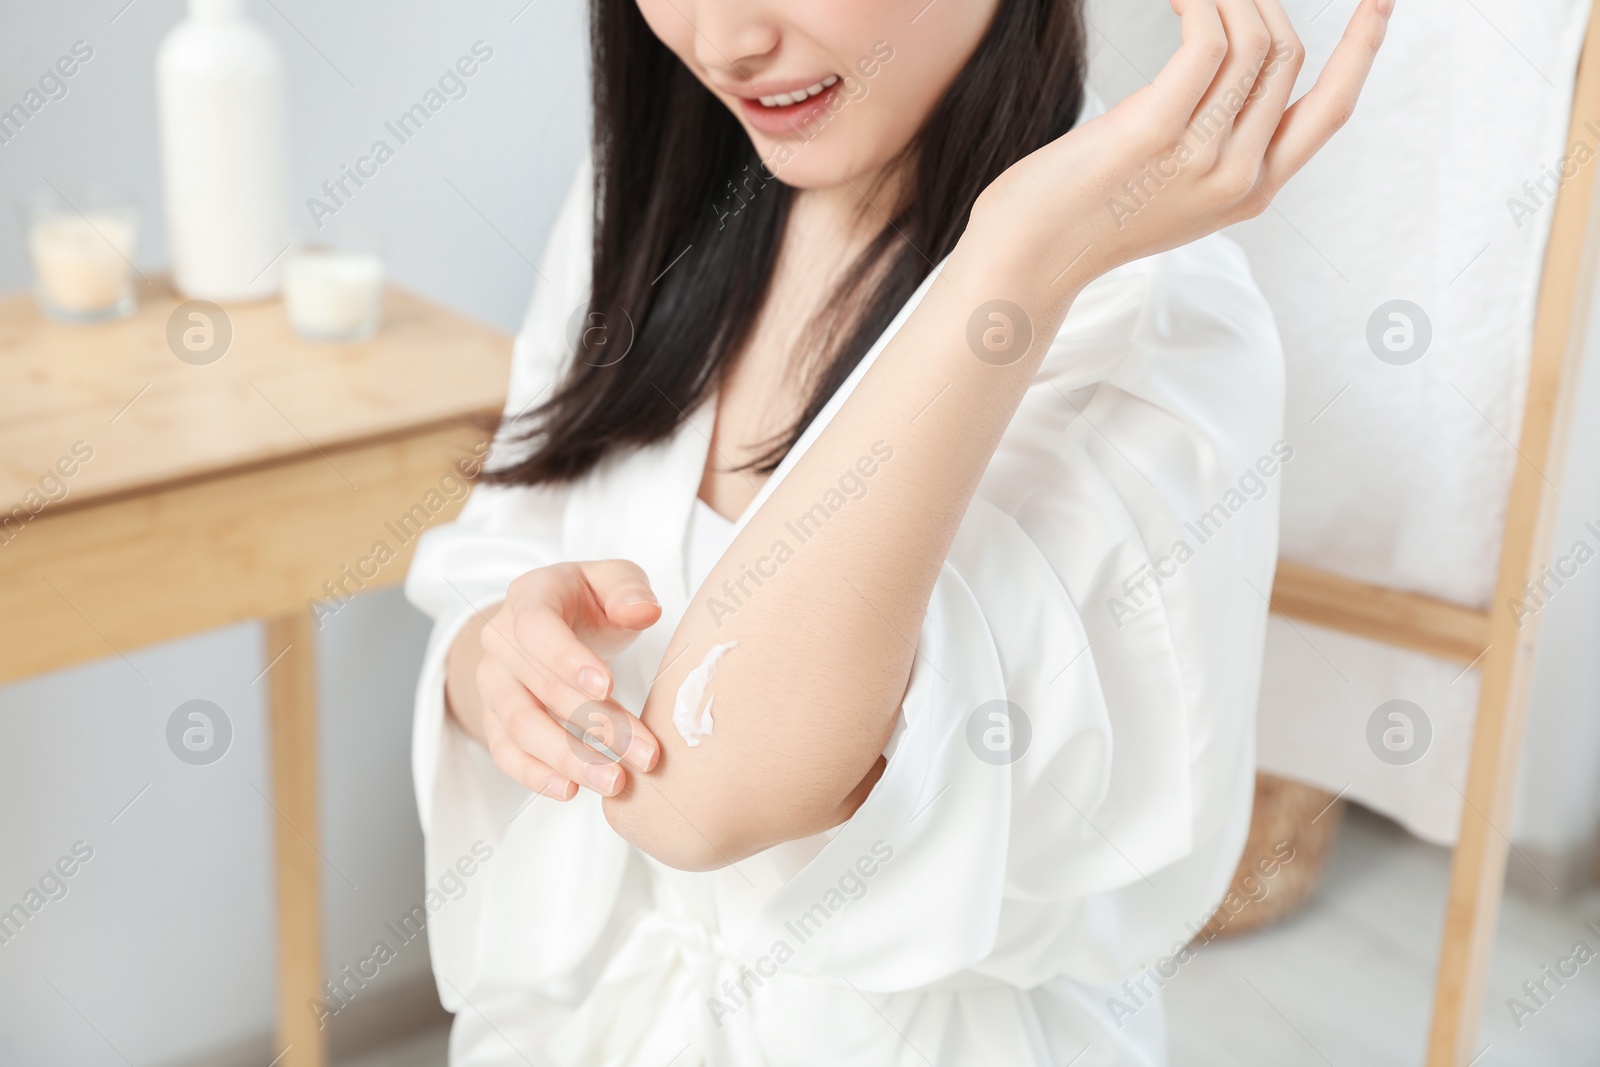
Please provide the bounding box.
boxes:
[672,640,736,747]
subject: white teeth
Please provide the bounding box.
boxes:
[756,74,839,109]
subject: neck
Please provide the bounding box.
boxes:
[794,163,904,247]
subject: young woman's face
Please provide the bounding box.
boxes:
[635,0,1002,190]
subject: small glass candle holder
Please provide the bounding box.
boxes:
[283,226,385,343]
[24,187,140,324]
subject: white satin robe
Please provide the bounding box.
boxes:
[405,153,1284,1066]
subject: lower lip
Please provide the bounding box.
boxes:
[737,80,843,138]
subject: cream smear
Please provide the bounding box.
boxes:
[672,640,737,747]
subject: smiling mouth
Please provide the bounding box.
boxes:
[753,74,839,108]
[737,74,847,137]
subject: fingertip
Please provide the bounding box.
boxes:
[622,726,659,773]
[542,774,578,801]
[583,761,624,796]
[610,593,663,629]
[577,665,611,701]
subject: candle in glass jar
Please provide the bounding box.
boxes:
[283,249,384,342]
[29,211,139,322]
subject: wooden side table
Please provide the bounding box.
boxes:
[0,280,510,1067]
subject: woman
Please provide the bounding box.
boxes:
[406,0,1390,1062]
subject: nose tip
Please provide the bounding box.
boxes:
[692,13,780,84]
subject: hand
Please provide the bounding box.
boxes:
[472,560,663,799]
[969,0,1391,296]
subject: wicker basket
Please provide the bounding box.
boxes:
[1194,772,1346,941]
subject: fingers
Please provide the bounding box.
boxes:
[479,659,654,798]
[504,599,614,702]
[502,560,661,694]
[506,565,616,697]
[578,559,663,632]
[564,698,660,781]
[1148,0,1229,128]
[482,611,660,771]
[1187,0,1273,144]
[1229,0,1304,159]
[483,588,665,771]
[476,559,666,800]
[483,702,577,801]
[495,682,629,796]
[1261,0,1390,191]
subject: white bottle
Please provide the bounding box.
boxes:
[157,0,289,301]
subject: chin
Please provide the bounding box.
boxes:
[747,128,898,193]
[767,157,863,191]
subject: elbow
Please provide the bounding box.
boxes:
[601,684,892,870]
[601,788,754,873]
[601,761,884,872]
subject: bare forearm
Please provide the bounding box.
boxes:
[604,229,1078,868]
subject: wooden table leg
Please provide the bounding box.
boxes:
[266,612,327,1067]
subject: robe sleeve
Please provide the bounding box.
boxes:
[402,156,640,1005]
[733,236,1281,991]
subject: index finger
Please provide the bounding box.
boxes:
[1148,0,1231,123]
[481,608,662,771]
[1260,0,1391,190]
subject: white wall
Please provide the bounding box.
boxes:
[0,1,587,1063]
[0,0,589,331]
[1516,264,1600,863]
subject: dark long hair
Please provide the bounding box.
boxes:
[485,0,1085,486]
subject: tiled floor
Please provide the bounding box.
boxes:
[343,807,1600,1066]
[1165,806,1600,1066]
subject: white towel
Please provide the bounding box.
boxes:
[1087,0,1592,842]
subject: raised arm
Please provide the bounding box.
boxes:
[603,0,1392,870]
